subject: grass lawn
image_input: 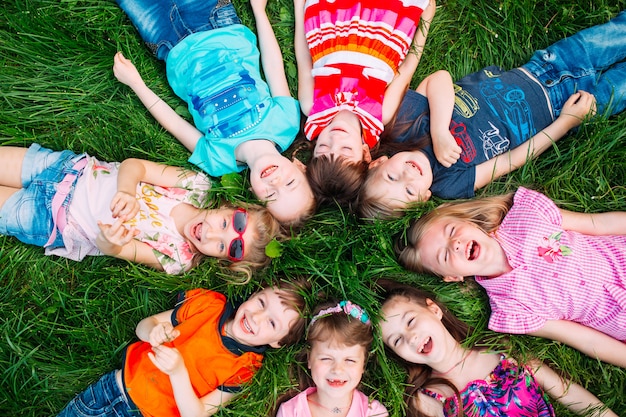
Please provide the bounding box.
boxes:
[1,0,625,415]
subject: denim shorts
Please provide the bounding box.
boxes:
[117,0,241,60]
[0,143,82,248]
[57,371,139,417]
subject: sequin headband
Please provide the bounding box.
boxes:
[309,300,371,326]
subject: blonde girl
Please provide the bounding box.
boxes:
[378,280,617,417]
[274,300,388,417]
[0,144,281,279]
[396,187,626,368]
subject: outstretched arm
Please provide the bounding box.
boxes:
[530,319,626,368]
[531,360,617,416]
[293,0,314,115]
[383,0,436,125]
[113,52,203,152]
[412,69,459,167]
[560,209,626,235]
[251,0,291,97]
[474,90,595,190]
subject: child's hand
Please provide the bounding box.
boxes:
[432,130,462,168]
[96,218,139,254]
[110,191,139,221]
[148,345,186,376]
[559,90,596,129]
[113,52,145,88]
[148,322,181,347]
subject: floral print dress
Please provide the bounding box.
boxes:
[420,355,555,417]
[48,156,212,274]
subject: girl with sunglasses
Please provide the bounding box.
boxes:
[0,143,282,279]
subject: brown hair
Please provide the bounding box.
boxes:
[376,279,472,417]
[268,277,312,348]
[356,162,410,220]
[306,154,368,212]
[396,193,514,274]
[272,300,373,415]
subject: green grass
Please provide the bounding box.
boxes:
[1,0,626,416]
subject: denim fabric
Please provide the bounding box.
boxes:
[57,371,138,417]
[522,11,626,117]
[0,143,82,248]
[116,0,241,60]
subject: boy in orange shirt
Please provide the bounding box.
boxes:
[58,279,309,417]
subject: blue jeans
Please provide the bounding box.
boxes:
[522,11,626,117]
[0,143,83,248]
[57,371,139,417]
[116,0,241,60]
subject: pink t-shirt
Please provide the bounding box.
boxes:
[46,156,212,274]
[277,387,388,417]
[477,187,626,340]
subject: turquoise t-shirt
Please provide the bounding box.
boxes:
[166,25,301,177]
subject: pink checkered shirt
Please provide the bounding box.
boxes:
[477,187,626,341]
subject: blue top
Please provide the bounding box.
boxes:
[166,25,301,177]
[394,66,552,199]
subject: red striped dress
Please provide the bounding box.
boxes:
[303,0,429,148]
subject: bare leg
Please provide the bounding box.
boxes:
[0,185,20,210]
[0,146,27,188]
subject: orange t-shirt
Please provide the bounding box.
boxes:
[122,289,265,417]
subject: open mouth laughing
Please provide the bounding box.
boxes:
[261,165,278,179]
[405,160,423,176]
[466,240,479,261]
[241,316,254,335]
[418,337,433,354]
[327,379,347,387]
[191,222,202,241]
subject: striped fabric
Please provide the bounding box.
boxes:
[304,0,428,147]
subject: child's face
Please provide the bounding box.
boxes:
[313,110,371,164]
[366,151,433,207]
[416,217,499,281]
[249,154,314,224]
[228,287,300,348]
[182,208,254,261]
[308,338,366,399]
[380,296,447,366]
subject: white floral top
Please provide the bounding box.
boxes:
[46,156,212,274]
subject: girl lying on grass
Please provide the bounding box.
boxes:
[396,187,626,368]
[378,280,617,417]
[114,0,314,226]
[274,300,387,417]
[294,0,436,208]
[357,11,626,219]
[0,144,281,279]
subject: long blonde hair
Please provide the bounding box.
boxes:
[396,193,514,274]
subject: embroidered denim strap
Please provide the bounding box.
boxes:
[44,157,88,247]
